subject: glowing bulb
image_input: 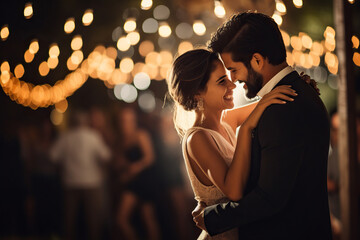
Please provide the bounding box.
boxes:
[71,50,84,65]
[124,18,136,33]
[71,35,83,50]
[214,1,226,18]
[120,58,134,73]
[139,40,155,57]
[293,0,303,8]
[276,1,287,14]
[117,37,131,51]
[64,18,75,34]
[82,9,93,26]
[39,61,50,76]
[193,20,206,36]
[352,36,360,49]
[353,52,360,66]
[272,13,283,26]
[141,0,153,10]
[158,23,171,38]
[47,57,59,69]
[24,3,33,19]
[178,41,194,55]
[127,31,140,45]
[1,61,10,72]
[1,25,9,41]
[14,64,25,78]
[49,44,60,58]
[24,50,34,63]
[301,34,313,49]
[29,39,39,54]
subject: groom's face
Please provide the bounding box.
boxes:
[220,52,264,99]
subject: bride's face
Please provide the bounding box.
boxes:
[199,60,236,112]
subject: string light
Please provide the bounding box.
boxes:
[71,35,83,50]
[29,39,39,54]
[158,22,172,38]
[14,64,25,79]
[193,20,206,36]
[82,9,94,26]
[214,1,226,18]
[49,44,60,58]
[1,25,9,41]
[64,18,75,34]
[24,3,33,19]
[272,13,283,26]
[124,18,136,33]
[293,0,303,8]
[141,0,153,10]
[352,36,359,49]
[276,1,287,14]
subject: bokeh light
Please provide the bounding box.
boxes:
[24,3,33,19]
[158,22,172,38]
[71,35,83,51]
[117,37,131,51]
[214,1,226,18]
[39,61,50,76]
[1,25,9,41]
[120,58,134,73]
[124,18,137,33]
[352,36,359,49]
[55,99,68,113]
[276,1,287,14]
[153,5,170,20]
[193,20,206,36]
[121,84,138,103]
[82,9,94,26]
[142,18,158,33]
[14,64,25,79]
[141,0,153,10]
[64,18,75,34]
[49,44,60,58]
[24,50,34,63]
[272,13,283,26]
[134,72,151,90]
[138,91,156,112]
[50,109,63,125]
[29,39,39,54]
[178,41,194,55]
[175,23,193,39]
[126,31,140,45]
[139,40,154,57]
[293,0,303,8]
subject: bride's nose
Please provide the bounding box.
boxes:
[227,80,236,89]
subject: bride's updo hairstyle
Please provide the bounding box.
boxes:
[167,49,220,138]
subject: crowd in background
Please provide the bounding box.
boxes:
[0,104,198,240]
[1,104,360,240]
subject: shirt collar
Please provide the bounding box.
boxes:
[257,66,295,97]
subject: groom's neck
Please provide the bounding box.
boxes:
[261,61,288,86]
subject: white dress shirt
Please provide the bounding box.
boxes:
[257,66,295,97]
[50,127,111,188]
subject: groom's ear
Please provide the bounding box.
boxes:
[250,53,265,72]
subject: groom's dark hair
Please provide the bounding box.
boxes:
[208,11,286,66]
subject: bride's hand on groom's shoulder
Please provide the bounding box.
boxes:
[300,72,320,95]
[242,85,297,130]
[192,201,207,231]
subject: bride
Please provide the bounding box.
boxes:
[166,48,298,239]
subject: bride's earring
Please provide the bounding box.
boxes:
[197,98,205,123]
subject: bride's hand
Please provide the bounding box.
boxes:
[242,85,297,130]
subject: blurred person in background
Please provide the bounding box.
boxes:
[50,110,111,240]
[31,119,62,239]
[156,110,195,240]
[89,106,115,240]
[114,106,160,240]
[327,111,341,239]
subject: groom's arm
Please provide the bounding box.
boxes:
[203,104,306,236]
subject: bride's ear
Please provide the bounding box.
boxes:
[250,53,265,71]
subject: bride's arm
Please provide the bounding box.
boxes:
[221,102,258,133]
[187,86,297,201]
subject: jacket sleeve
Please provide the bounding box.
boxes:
[204,103,306,236]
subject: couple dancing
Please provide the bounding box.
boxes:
[167,12,332,239]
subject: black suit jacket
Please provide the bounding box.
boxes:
[204,71,332,240]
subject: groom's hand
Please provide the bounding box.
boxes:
[192,201,207,231]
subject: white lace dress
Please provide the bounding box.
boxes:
[182,123,239,240]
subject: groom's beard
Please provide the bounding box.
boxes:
[245,66,263,99]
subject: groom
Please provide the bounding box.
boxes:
[193,12,332,239]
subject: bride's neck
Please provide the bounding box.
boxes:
[194,110,222,130]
